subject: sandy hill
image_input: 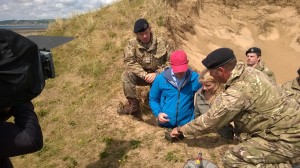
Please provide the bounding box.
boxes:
[168,0,300,84]
[12,0,299,168]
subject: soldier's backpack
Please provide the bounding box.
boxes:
[0,29,52,109]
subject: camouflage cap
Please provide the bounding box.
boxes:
[202,48,236,69]
[133,18,149,33]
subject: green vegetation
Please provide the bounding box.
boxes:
[130,140,141,149]
[165,151,180,162]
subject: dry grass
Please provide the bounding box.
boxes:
[257,19,275,37]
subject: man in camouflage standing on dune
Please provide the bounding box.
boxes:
[118,18,171,116]
[245,47,277,83]
[171,48,300,167]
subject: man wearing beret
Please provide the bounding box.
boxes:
[171,48,300,167]
[246,47,276,83]
[118,18,172,116]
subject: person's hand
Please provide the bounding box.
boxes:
[170,127,182,138]
[144,73,157,83]
[158,112,169,123]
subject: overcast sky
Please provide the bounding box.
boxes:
[0,0,117,21]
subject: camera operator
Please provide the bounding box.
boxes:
[0,102,43,167]
[0,29,44,168]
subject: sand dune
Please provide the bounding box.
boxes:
[168,0,300,84]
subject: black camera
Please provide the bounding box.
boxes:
[39,48,55,80]
[26,34,74,81]
[0,29,73,110]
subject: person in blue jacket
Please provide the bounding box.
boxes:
[149,50,201,128]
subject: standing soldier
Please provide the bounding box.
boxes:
[171,48,300,167]
[118,18,171,116]
[245,47,276,83]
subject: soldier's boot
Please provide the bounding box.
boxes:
[117,98,140,115]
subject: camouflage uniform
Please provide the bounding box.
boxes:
[282,77,300,104]
[180,61,300,167]
[122,33,171,99]
[255,61,276,83]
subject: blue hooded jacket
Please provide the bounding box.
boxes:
[149,67,201,128]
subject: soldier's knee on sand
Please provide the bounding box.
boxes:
[223,149,241,167]
[223,146,294,167]
[223,146,261,167]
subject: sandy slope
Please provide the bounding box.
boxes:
[168,0,300,84]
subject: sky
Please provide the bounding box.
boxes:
[0,0,117,21]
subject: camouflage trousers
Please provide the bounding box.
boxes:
[223,137,300,168]
[122,71,151,99]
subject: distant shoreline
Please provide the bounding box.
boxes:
[0,25,48,36]
[0,25,47,30]
[13,29,47,36]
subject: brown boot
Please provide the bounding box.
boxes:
[117,98,140,115]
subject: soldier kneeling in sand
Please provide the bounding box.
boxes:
[118,18,171,116]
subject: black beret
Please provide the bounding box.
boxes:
[202,48,236,69]
[133,18,149,33]
[246,47,261,56]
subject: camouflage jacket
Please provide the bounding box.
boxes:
[282,77,300,104]
[123,34,171,78]
[181,61,300,142]
[255,61,276,83]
